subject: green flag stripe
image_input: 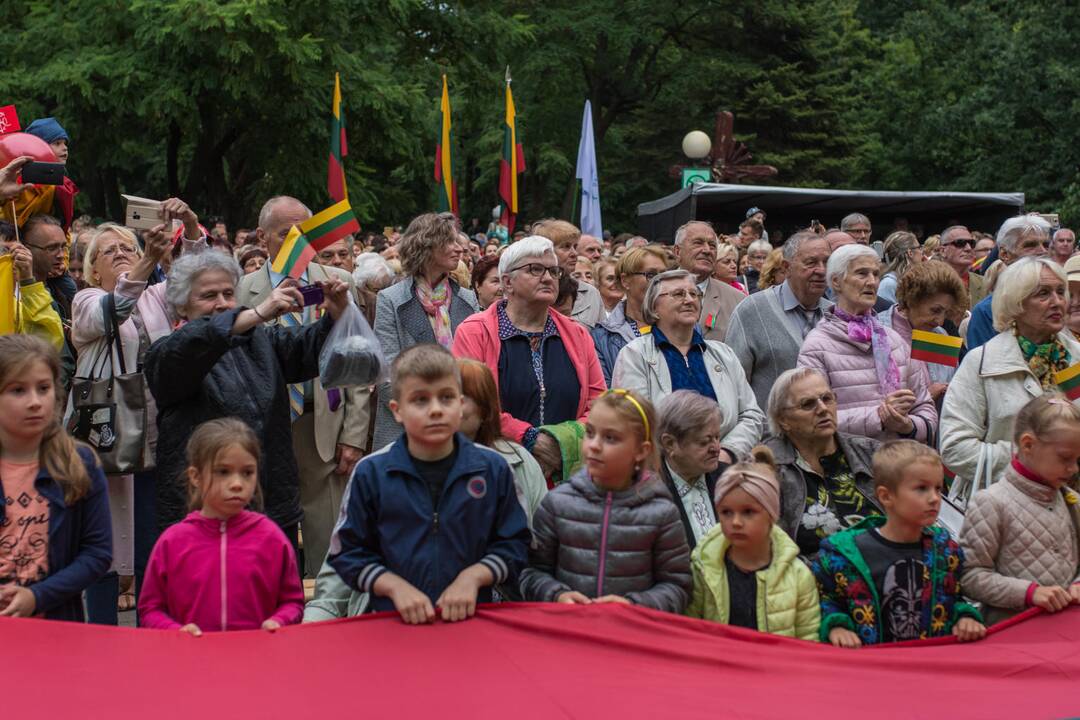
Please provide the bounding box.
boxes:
[283,234,311,270]
[305,210,357,242]
[911,339,960,357]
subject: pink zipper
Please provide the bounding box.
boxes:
[219,520,228,631]
[596,492,613,597]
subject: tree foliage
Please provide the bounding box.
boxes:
[0,0,1074,230]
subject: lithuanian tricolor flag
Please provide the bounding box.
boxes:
[434,74,458,215]
[498,69,525,234]
[910,329,962,367]
[1054,363,1080,401]
[327,72,348,203]
[271,199,361,280]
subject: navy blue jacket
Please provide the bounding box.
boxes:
[1,447,113,621]
[965,293,995,351]
[329,434,530,612]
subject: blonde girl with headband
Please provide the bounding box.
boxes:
[519,389,693,613]
[686,446,820,639]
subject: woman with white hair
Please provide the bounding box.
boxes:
[940,256,1080,492]
[453,235,605,453]
[612,269,764,461]
[371,213,478,449]
[69,222,176,623]
[145,250,352,543]
[797,244,937,442]
[762,368,881,557]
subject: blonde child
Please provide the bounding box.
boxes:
[815,441,985,647]
[960,393,1080,625]
[139,418,304,634]
[686,447,820,639]
[0,336,111,621]
[520,389,691,612]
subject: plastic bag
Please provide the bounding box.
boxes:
[319,300,387,387]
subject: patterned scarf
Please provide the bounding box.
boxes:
[1016,333,1071,390]
[832,306,901,396]
[415,276,453,349]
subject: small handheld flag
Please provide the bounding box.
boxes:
[0,105,20,135]
[1054,363,1080,401]
[270,199,361,280]
[910,330,962,367]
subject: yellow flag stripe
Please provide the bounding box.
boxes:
[300,199,353,235]
[911,329,962,348]
[440,75,453,207]
[332,72,341,121]
[506,83,517,209]
[1055,362,1080,384]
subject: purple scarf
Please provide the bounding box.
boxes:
[833,306,901,395]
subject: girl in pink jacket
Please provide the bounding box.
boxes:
[139,418,304,634]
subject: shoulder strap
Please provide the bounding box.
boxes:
[105,292,128,376]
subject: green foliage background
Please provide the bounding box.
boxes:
[0,0,1073,231]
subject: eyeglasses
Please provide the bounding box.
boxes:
[788,391,837,412]
[27,242,66,255]
[100,244,138,258]
[628,270,662,281]
[942,238,975,249]
[657,288,703,302]
[511,263,564,279]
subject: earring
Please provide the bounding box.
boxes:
[634,462,641,474]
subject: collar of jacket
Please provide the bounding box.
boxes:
[180,509,263,537]
[567,467,666,507]
[1003,461,1061,505]
[693,523,799,578]
[766,431,876,478]
[383,433,491,486]
[598,299,637,342]
[977,330,1080,378]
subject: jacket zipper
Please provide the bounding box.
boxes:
[596,492,613,597]
[760,577,768,633]
[219,520,228,631]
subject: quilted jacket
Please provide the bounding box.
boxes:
[812,516,981,644]
[796,310,937,443]
[940,330,1080,495]
[519,468,692,613]
[959,462,1080,625]
[686,524,820,640]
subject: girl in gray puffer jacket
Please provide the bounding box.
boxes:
[520,390,692,613]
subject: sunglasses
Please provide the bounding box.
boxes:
[942,238,975,249]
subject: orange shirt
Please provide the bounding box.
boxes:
[0,460,49,586]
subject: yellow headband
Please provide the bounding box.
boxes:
[602,388,651,440]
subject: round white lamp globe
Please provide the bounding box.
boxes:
[682,131,712,160]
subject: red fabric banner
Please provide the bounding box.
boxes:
[4,603,1078,718]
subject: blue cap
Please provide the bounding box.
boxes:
[25,117,69,145]
[746,206,764,219]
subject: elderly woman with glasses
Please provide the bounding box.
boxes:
[612,269,764,463]
[591,244,673,385]
[940,257,1080,493]
[453,235,605,456]
[797,244,937,442]
[68,221,191,623]
[145,250,352,542]
[371,212,479,449]
[763,368,881,558]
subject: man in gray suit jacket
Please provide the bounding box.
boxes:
[725,231,832,409]
[237,195,371,578]
[673,220,746,342]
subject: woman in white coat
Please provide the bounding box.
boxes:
[940,257,1080,495]
[611,269,764,462]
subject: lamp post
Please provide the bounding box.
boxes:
[680,131,712,188]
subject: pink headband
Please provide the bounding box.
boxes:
[713,467,781,522]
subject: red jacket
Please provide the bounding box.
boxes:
[453,304,606,442]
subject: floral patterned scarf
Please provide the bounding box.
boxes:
[833,306,901,395]
[1016,333,1071,390]
[415,276,453,348]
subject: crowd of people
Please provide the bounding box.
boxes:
[0,146,1079,652]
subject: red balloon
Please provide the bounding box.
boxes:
[0,132,58,165]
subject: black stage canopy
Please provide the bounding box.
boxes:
[637,183,1026,244]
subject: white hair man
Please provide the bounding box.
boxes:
[238,195,371,579]
[671,220,746,341]
[965,214,1052,350]
[726,231,833,408]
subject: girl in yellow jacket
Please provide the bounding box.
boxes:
[686,447,820,640]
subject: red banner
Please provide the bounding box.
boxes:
[4,603,1078,717]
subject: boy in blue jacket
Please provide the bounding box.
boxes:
[329,344,530,624]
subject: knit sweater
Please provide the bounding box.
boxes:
[725,282,832,410]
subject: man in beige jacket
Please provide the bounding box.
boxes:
[238,195,372,578]
[673,220,745,342]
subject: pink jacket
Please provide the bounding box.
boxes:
[452,304,606,442]
[796,310,937,442]
[139,511,304,631]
